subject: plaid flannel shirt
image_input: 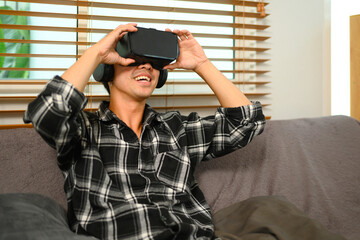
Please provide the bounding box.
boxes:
[24,76,265,240]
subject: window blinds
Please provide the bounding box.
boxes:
[0,0,270,127]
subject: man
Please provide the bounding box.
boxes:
[24,23,265,239]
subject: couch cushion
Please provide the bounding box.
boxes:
[196,116,360,240]
[0,193,95,240]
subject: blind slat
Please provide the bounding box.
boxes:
[0,68,269,74]
[0,24,270,41]
[5,0,269,7]
[177,69,269,74]
[203,46,270,52]
[173,0,269,7]
[0,38,92,45]
[0,68,68,71]
[0,93,270,100]
[0,53,270,63]
[0,9,270,30]
[0,124,33,129]
[0,80,271,85]
[3,0,269,18]
[0,53,79,58]
[0,39,271,52]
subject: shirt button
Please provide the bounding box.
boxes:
[161,215,172,225]
[242,118,250,126]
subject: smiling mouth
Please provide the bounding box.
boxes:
[135,76,151,82]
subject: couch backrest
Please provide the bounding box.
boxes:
[0,128,67,210]
[194,115,360,240]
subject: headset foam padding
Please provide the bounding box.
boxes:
[157,69,167,88]
[93,63,114,83]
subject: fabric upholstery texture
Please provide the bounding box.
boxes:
[0,128,67,209]
[1,115,359,239]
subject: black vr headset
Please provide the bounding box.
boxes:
[93,27,179,92]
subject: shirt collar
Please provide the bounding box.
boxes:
[97,101,161,126]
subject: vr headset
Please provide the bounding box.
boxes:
[93,27,179,92]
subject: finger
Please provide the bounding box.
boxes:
[117,57,136,66]
[173,29,184,40]
[172,29,181,35]
[165,28,172,32]
[119,32,127,39]
[180,30,194,39]
[110,24,137,43]
[124,23,138,32]
[114,23,137,36]
[122,24,138,35]
[127,22,138,27]
[178,34,187,41]
[115,23,137,31]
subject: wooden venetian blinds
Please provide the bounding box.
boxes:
[0,0,270,128]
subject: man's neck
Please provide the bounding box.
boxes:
[109,95,146,138]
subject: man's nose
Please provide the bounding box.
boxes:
[138,63,153,70]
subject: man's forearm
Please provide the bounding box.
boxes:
[195,60,251,107]
[61,45,101,93]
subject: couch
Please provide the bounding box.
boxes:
[0,115,359,239]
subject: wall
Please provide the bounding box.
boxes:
[266,0,331,120]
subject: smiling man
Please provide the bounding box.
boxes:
[24,23,265,239]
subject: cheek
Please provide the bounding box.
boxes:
[113,68,131,85]
[154,71,160,84]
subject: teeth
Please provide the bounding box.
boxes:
[135,76,151,82]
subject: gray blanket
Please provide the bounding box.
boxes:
[0,193,95,239]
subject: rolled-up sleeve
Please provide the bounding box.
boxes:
[23,76,87,158]
[183,101,265,162]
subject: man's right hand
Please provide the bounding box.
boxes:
[95,23,138,66]
[61,23,138,92]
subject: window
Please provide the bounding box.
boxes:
[0,0,270,127]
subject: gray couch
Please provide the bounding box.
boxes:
[1,116,359,239]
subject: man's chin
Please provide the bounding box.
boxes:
[133,91,154,101]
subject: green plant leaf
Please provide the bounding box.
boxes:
[0,6,15,23]
[16,11,30,40]
[8,43,30,78]
[0,18,6,69]
[0,5,30,79]
[0,6,19,77]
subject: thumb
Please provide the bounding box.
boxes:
[116,56,136,66]
[163,62,180,70]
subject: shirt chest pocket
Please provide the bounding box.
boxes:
[153,149,191,193]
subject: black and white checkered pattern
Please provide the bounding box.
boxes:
[24,76,266,240]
